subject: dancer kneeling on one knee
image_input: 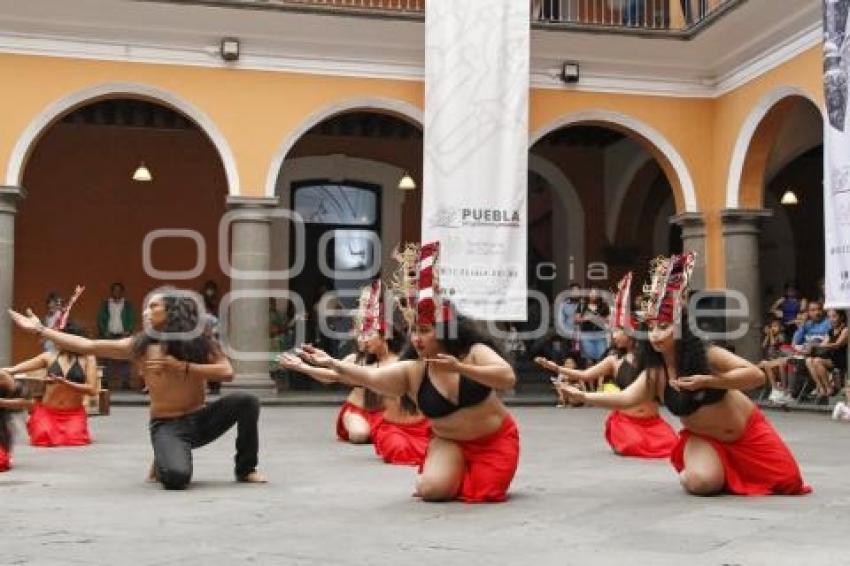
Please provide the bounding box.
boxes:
[556,254,810,497]
[537,272,677,459]
[8,286,266,489]
[297,242,520,503]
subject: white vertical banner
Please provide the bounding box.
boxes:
[824,0,850,308]
[422,0,529,321]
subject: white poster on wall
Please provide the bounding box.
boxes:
[422,0,530,320]
[824,0,850,308]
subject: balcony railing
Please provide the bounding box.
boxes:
[532,0,739,33]
[144,0,741,34]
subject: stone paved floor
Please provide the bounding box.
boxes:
[1,406,847,565]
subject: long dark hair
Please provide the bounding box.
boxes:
[635,317,710,391]
[131,287,217,363]
[433,309,507,361]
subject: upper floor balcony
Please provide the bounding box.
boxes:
[178,0,741,36]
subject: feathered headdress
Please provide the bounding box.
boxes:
[610,272,633,330]
[53,285,85,331]
[391,241,452,327]
[640,253,695,324]
[354,280,385,334]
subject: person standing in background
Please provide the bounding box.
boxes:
[97,282,135,390]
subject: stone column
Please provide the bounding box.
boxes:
[223,196,279,390]
[670,212,706,291]
[721,208,772,363]
[0,186,25,367]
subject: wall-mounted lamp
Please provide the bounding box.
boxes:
[561,61,580,84]
[220,37,240,62]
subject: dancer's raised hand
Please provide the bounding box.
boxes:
[8,308,43,335]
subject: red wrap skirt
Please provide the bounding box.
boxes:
[335,401,383,442]
[421,414,520,503]
[0,446,9,471]
[604,410,678,459]
[27,403,91,447]
[372,416,431,466]
[671,408,811,496]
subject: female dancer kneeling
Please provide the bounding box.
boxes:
[537,273,677,459]
[2,288,96,447]
[282,281,431,465]
[335,333,385,445]
[298,242,519,502]
[557,254,810,496]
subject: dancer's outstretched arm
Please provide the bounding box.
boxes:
[278,352,346,384]
[1,352,51,377]
[556,370,652,409]
[299,344,412,397]
[535,355,616,383]
[9,309,132,360]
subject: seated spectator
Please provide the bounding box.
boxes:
[788,300,832,399]
[758,318,790,403]
[792,300,832,349]
[806,309,848,404]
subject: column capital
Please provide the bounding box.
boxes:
[669,212,706,238]
[226,195,280,210]
[225,196,280,224]
[0,186,26,214]
[721,208,772,236]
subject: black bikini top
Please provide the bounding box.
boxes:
[614,358,640,390]
[47,355,86,385]
[658,365,725,417]
[416,364,492,419]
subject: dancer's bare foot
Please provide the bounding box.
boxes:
[237,471,267,484]
[146,462,158,483]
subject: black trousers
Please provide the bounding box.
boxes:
[149,392,260,490]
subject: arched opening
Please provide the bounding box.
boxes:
[735,96,824,315]
[529,124,683,296]
[269,108,423,389]
[15,97,230,384]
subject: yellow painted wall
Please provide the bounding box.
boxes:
[0,53,424,196]
[0,43,825,291]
